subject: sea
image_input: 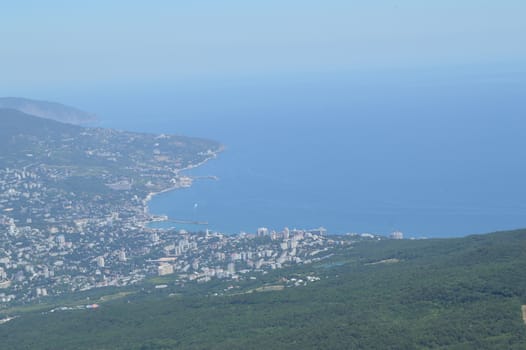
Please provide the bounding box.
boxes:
[65,67,526,237]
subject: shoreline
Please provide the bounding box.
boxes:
[140,145,224,225]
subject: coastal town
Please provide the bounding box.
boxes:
[0,111,386,306]
[0,161,380,304]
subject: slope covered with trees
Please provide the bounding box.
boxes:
[1,229,525,349]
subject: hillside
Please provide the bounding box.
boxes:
[0,109,223,303]
[0,108,218,171]
[0,97,97,125]
[0,108,81,144]
[0,229,525,349]
[0,107,220,226]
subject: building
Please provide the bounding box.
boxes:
[257,227,269,237]
[96,256,105,268]
[118,250,126,262]
[390,231,404,240]
[56,234,66,247]
[158,264,174,276]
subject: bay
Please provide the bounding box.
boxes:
[86,70,526,237]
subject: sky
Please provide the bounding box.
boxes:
[1,1,526,91]
[1,1,525,236]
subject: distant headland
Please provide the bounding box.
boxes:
[0,97,97,125]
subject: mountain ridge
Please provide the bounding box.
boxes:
[0,97,97,125]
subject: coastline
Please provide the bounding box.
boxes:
[140,145,224,224]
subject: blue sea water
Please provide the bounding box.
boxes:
[77,69,526,237]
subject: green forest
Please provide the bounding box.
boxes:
[1,229,525,349]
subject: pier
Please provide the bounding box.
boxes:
[191,175,219,181]
[165,219,209,225]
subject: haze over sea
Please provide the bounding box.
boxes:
[65,68,526,237]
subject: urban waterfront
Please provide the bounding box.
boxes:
[90,72,526,237]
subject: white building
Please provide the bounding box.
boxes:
[257,227,269,237]
[390,231,404,240]
[96,256,105,268]
[118,250,127,262]
[158,264,174,276]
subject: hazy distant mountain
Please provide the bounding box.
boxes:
[0,107,219,173]
[0,97,97,125]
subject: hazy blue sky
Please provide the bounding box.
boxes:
[1,1,525,89]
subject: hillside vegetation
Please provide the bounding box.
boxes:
[1,229,525,349]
